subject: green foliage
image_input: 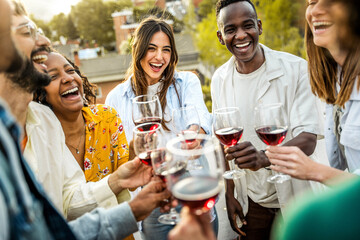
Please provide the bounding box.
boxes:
[194,10,231,68]
[183,1,197,33]
[197,0,217,20]
[49,13,79,42]
[201,77,212,112]
[30,14,52,39]
[256,0,306,58]
[70,0,116,46]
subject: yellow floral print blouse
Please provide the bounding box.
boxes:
[82,104,129,182]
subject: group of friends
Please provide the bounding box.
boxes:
[0,0,359,239]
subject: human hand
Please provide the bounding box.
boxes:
[129,178,171,221]
[168,206,216,240]
[265,146,316,180]
[225,141,270,171]
[225,191,246,237]
[108,157,153,194]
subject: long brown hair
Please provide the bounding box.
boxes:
[126,16,179,131]
[305,9,360,108]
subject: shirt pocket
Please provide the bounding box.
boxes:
[340,124,360,151]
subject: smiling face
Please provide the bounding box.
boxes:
[140,31,171,85]
[306,0,344,53]
[8,13,51,93]
[217,1,263,69]
[44,52,84,116]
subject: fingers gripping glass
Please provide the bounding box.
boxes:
[254,103,291,184]
[213,107,246,180]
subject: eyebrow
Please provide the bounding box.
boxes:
[149,43,171,49]
[47,64,71,73]
[16,21,30,28]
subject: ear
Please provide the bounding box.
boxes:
[257,19,263,36]
[217,30,225,45]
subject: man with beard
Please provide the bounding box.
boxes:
[0,0,23,73]
[0,0,171,239]
[212,0,325,239]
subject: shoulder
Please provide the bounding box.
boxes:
[263,45,307,67]
[28,101,59,124]
[85,104,120,119]
[174,71,200,83]
[212,57,234,84]
[107,79,132,101]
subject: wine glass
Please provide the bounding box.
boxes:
[151,134,181,225]
[132,95,162,126]
[213,107,245,179]
[254,103,291,183]
[133,122,162,166]
[172,105,202,170]
[166,134,225,215]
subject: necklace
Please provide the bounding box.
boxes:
[66,124,86,154]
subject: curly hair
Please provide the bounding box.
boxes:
[34,49,97,107]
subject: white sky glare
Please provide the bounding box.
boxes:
[22,0,81,22]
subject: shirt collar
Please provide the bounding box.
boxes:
[82,105,103,128]
[122,71,181,96]
[260,44,285,82]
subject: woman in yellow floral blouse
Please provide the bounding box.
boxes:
[34,51,134,240]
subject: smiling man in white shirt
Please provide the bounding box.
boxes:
[212,0,325,239]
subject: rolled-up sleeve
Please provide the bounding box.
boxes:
[62,146,118,221]
[69,202,138,240]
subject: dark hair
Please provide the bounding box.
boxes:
[126,16,179,131]
[34,50,97,107]
[216,0,257,18]
[305,2,360,108]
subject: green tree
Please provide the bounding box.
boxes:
[49,13,79,42]
[194,10,231,68]
[256,0,306,57]
[30,14,52,39]
[70,0,117,46]
[197,0,217,20]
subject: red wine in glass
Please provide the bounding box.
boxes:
[156,161,187,183]
[255,125,288,146]
[138,151,152,166]
[172,176,220,214]
[215,127,244,146]
[134,117,162,131]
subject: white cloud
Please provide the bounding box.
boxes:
[22,0,81,21]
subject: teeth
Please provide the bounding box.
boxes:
[61,87,78,96]
[150,63,162,67]
[32,54,48,64]
[313,21,332,27]
[235,42,250,48]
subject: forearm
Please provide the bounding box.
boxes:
[69,202,138,240]
[65,175,119,220]
[283,132,317,156]
[311,162,357,186]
